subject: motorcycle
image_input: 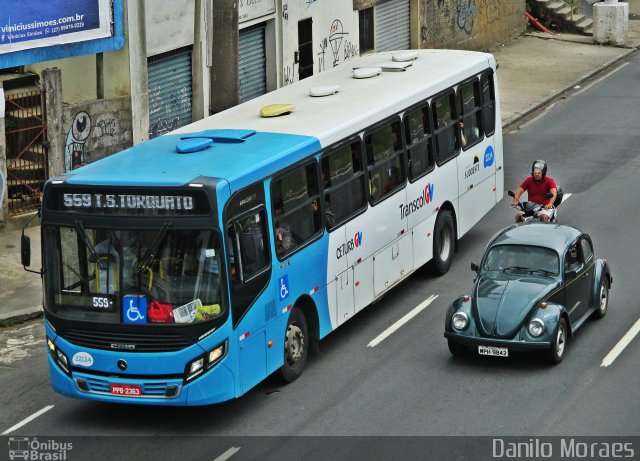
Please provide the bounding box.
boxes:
[508,187,563,223]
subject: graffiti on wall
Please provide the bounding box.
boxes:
[148,84,191,139]
[316,19,351,73]
[64,109,123,172]
[65,111,92,171]
[457,0,476,34]
[305,0,318,5]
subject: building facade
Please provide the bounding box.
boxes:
[0,0,525,223]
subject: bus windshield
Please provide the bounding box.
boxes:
[43,225,226,325]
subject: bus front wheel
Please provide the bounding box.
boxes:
[431,210,455,275]
[278,307,308,383]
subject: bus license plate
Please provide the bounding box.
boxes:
[478,345,508,357]
[110,383,142,396]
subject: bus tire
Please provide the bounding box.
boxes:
[278,307,308,383]
[431,210,455,275]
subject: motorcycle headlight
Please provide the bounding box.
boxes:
[452,312,469,330]
[528,318,545,337]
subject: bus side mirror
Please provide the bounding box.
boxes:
[21,234,31,267]
[471,262,479,272]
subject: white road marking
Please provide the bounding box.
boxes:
[601,318,640,368]
[561,192,571,202]
[367,295,439,348]
[2,405,55,435]
[574,62,629,97]
[213,446,241,461]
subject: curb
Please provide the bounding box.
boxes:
[0,306,43,328]
[502,45,639,131]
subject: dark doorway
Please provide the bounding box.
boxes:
[298,18,313,80]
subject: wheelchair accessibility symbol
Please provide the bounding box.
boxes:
[278,275,289,301]
[123,295,147,324]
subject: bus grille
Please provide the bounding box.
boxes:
[62,329,193,352]
[74,373,182,399]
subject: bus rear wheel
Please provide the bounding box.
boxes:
[431,210,455,275]
[278,307,308,383]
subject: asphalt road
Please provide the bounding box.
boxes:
[1,54,640,460]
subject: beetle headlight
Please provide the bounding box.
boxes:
[528,318,545,337]
[452,312,469,330]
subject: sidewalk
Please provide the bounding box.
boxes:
[2,13,640,326]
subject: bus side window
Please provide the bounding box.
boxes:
[458,79,483,149]
[321,139,367,230]
[432,91,459,165]
[404,105,435,181]
[271,162,322,259]
[227,210,269,284]
[365,120,406,204]
[481,71,496,136]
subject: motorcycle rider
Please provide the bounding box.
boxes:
[511,159,558,223]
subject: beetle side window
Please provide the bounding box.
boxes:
[580,237,593,263]
[564,243,581,273]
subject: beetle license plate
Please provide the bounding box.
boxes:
[478,345,508,357]
[110,383,142,396]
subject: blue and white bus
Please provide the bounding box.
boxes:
[35,49,503,405]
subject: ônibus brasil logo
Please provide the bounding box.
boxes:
[400,183,434,219]
[336,231,363,259]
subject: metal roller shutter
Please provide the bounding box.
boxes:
[375,0,410,52]
[148,48,193,138]
[239,24,267,103]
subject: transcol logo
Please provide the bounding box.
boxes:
[336,231,363,259]
[400,183,435,219]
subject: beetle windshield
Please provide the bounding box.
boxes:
[482,244,559,276]
[43,225,227,325]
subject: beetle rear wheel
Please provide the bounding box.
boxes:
[547,318,567,365]
[278,307,308,383]
[593,279,609,319]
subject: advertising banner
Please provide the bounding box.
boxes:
[0,0,113,55]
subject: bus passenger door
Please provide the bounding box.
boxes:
[327,225,352,328]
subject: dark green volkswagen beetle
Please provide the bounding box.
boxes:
[444,223,612,364]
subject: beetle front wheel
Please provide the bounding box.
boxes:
[592,279,609,319]
[547,318,567,365]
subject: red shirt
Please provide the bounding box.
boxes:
[520,176,557,205]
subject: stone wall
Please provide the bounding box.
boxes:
[61,97,132,172]
[421,0,526,51]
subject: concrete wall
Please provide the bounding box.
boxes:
[281,0,360,85]
[61,97,133,172]
[145,0,196,56]
[421,0,526,51]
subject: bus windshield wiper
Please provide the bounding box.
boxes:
[74,220,105,269]
[138,223,171,272]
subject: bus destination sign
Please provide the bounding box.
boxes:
[58,192,205,215]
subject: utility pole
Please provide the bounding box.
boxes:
[210,0,239,114]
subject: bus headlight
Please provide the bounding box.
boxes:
[47,337,71,376]
[452,312,469,330]
[184,340,227,384]
[528,318,545,337]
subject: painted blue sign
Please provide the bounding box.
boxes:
[484,145,495,168]
[0,0,124,69]
[278,275,290,302]
[0,0,101,48]
[123,295,147,324]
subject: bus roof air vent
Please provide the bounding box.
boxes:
[260,104,296,117]
[181,129,256,144]
[175,137,214,154]
[352,67,382,79]
[309,85,340,97]
[392,51,418,62]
